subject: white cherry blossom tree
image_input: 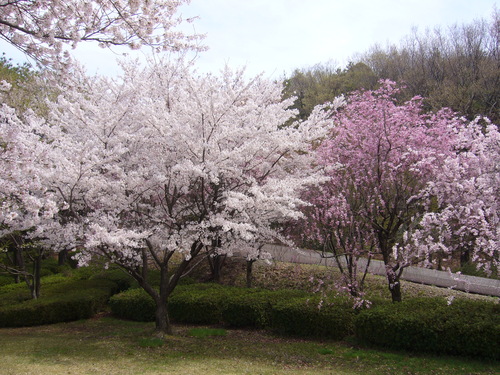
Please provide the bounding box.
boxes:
[401,119,500,276]
[0,90,62,297]
[46,58,331,334]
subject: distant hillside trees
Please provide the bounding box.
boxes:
[283,62,378,120]
[358,10,500,123]
[285,10,499,123]
[0,55,53,118]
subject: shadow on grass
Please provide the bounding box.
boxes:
[0,317,498,375]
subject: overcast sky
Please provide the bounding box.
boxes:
[1,0,498,79]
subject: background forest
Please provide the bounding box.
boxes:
[283,11,499,124]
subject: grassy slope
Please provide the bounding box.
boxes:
[1,317,498,375]
[219,258,498,303]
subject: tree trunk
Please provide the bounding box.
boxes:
[388,279,402,302]
[460,249,470,267]
[12,246,24,284]
[154,299,172,336]
[378,233,402,302]
[155,263,173,335]
[58,249,69,266]
[387,274,402,302]
[27,252,43,299]
[140,240,204,335]
[208,254,226,283]
[246,259,255,288]
[33,253,42,299]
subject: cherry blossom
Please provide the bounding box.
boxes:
[0,0,204,66]
[43,58,331,333]
[302,81,462,302]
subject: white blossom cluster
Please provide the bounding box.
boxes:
[0,0,204,65]
[396,119,500,275]
[0,58,331,269]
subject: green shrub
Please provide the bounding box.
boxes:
[109,284,311,327]
[169,284,242,324]
[355,297,500,360]
[221,290,270,328]
[459,261,498,279]
[268,295,356,340]
[0,284,32,306]
[0,275,16,287]
[0,274,68,307]
[110,284,261,324]
[109,288,156,322]
[0,278,117,327]
[40,257,65,276]
[90,268,136,292]
[0,275,14,287]
[222,289,308,328]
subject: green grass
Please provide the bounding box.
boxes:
[188,327,227,338]
[244,260,498,303]
[138,337,165,348]
[0,317,497,375]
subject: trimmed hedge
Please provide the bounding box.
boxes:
[109,287,156,322]
[0,278,118,327]
[109,283,499,360]
[268,296,356,340]
[89,268,136,293]
[110,284,354,338]
[0,275,15,287]
[110,285,310,327]
[169,284,234,324]
[222,289,308,328]
[355,297,500,360]
[109,283,237,324]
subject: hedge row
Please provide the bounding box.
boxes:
[355,297,500,360]
[0,277,119,328]
[110,284,356,340]
[110,284,500,360]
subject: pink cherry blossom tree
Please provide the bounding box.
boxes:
[304,81,462,302]
[44,58,331,334]
[0,0,204,66]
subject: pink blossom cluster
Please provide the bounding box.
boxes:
[299,81,498,300]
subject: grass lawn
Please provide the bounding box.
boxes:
[1,316,498,375]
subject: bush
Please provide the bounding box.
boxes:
[0,282,32,306]
[169,284,243,324]
[0,274,70,307]
[40,257,65,276]
[109,288,156,322]
[0,275,15,287]
[459,261,498,279]
[222,289,308,328]
[110,284,310,327]
[268,295,356,340]
[109,283,235,324]
[355,297,500,360]
[90,268,136,292]
[0,278,118,327]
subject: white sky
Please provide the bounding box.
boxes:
[1,0,498,79]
